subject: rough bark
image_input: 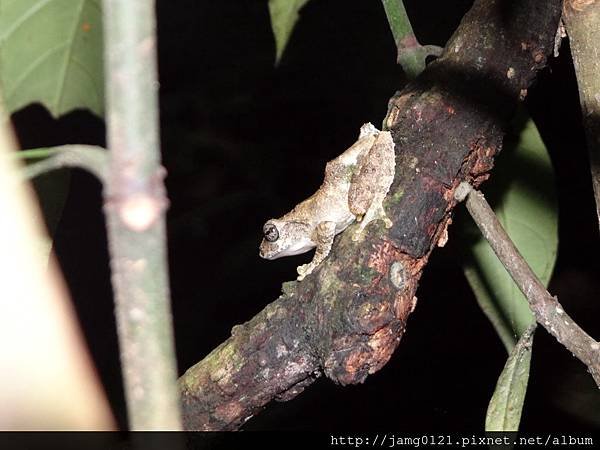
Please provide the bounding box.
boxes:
[179,0,563,431]
[563,0,600,231]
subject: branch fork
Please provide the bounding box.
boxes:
[455,182,600,387]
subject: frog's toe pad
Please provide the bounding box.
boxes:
[296,263,311,280]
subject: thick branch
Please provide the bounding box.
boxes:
[180,0,563,431]
[102,0,181,430]
[456,183,600,387]
[563,0,600,232]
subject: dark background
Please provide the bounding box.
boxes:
[12,0,600,431]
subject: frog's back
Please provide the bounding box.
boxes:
[276,124,380,235]
[281,182,352,228]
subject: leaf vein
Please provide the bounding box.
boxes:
[0,0,54,42]
[54,0,87,115]
[69,55,102,109]
[4,42,68,101]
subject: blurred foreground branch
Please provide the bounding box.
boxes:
[101,0,181,430]
[0,107,113,429]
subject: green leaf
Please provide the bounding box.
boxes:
[30,170,70,264]
[13,147,61,159]
[20,146,74,264]
[461,114,557,432]
[485,324,536,431]
[463,115,558,351]
[0,0,104,117]
[17,145,107,263]
[268,0,310,64]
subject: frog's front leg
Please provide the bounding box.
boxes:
[296,221,337,280]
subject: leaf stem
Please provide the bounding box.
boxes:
[20,145,108,182]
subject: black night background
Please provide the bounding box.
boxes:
[11,0,600,430]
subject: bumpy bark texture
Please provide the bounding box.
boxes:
[179,0,563,431]
[563,0,600,229]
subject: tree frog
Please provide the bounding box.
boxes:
[259,123,396,280]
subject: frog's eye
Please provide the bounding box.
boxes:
[263,223,279,242]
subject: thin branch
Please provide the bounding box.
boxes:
[562,1,600,233]
[102,0,181,430]
[455,182,600,387]
[21,145,108,182]
[380,0,443,79]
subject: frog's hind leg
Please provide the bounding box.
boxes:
[353,193,393,239]
[296,221,336,280]
[348,130,395,240]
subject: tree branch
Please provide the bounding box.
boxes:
[562,0,600,232]
[21,145,108,182]
[455,182,600,387]
[102,0,181,430]
[180,0,563,430]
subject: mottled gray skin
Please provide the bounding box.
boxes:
[259,123,396,280]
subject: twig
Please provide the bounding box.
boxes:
[562,1,600,233]
[455,182,600,387]
[102,0,181,429]
[21,145,108,182]
[380,0,443,78]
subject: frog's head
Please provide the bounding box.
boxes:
[259,219,314,260]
